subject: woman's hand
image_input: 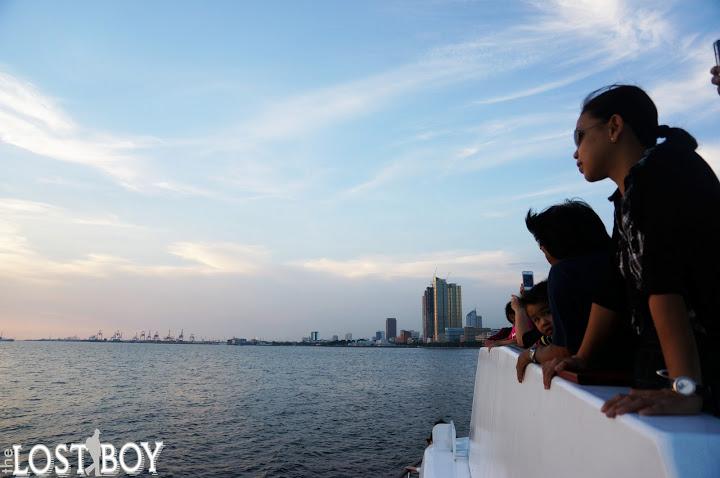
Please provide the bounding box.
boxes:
[601,388,703,417]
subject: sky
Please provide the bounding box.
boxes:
[0,0,719,340]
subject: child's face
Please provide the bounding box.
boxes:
[525,303,553,336]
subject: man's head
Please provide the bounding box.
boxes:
[525,199,610,263]
[504,301,515,325]
[519,280,553,336]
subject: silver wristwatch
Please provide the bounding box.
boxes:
[528,346,538,364]
[656,369,699,396]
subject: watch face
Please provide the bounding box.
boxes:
[674,377,697,396]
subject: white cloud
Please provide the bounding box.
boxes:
[525,0,671,61]
[295,249,519,284]
[0,72,156,186]
[651,65,720,119]
[0,223,272,282]
[342,160,412,196]
[168,242,270,274]
[0,197,142,229]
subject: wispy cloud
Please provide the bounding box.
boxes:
[0,197,143,229]
[295,249,520,284]
[0,72,157,187]
[168,242,270,274]
[470,0,674,105]
[0,222,272,282]
[650,59,720,119]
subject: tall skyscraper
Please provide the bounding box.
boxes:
[448,283,463,329]
[422,287,434,341]
[429,276,463,341]
[433,276,448,341]
[386,318,397,343]
[466,309,482,329]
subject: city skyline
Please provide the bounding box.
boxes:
[1,1,718,339]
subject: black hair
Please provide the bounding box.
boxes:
[504,301,514,323]
[581,84,697,151]
[525,199,611,260]
[519,280,548,307]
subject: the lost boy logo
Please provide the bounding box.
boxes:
[3,430,163,476]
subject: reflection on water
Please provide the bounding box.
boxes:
[0,342,476,477]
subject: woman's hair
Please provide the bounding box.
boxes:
[525,199,611,260]
[582,84,697,151]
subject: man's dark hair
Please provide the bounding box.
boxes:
[582,84,697,151]
[504,301,514,323]
[519,280,548,307]
[525,199,611,260]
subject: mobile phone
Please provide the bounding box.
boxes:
[715,39,720,67]
[522,271,534,289]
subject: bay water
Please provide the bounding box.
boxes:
[0,342,477,477]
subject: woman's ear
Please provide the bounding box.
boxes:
[608,114,624,143]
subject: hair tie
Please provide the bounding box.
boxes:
[656,124,671,138]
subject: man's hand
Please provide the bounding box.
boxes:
[601,388,703,417]
[542,358,561,389]
[712,66,720,95]
[516,350,532,383]
[542,355,589,390]
[485,339,495,351]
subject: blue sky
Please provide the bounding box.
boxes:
[1,0,718,340]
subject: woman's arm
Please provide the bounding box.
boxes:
[575,303,620,364]
[601,294,704,417]
[648,294,702,382]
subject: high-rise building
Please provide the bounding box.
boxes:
[375,330,384,341]
[310,331,319,341]
[466,309,482,329]
[448,283,463,329]
[422,287,435,341]
[433,277,448,341]
[386,318,397,343]
[431,276,463,340]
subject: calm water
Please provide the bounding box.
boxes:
[0,342,477,477]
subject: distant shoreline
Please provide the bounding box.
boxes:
[13,339,484,349]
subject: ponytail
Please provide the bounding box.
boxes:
[656,124,698,151]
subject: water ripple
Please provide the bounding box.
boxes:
[0,342,476,477]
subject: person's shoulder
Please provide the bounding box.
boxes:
[645,143,717,183]
[552,253,609,274]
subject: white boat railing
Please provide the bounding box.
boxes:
[420,346,720,478]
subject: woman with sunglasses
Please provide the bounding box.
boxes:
[547,85,720,417]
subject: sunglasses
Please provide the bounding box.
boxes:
[573,121,606,147]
